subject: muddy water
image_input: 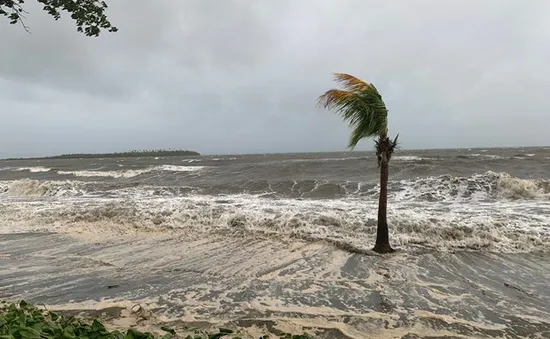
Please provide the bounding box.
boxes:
[1,233,548,338]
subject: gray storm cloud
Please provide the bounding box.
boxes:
[1,0,549,158]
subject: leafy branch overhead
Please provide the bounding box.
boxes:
[0,0,117,36]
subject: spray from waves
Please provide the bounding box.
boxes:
[1,192,549,253]
[497,173,550,199]
[0,179,86,197]
[394,171,550,201]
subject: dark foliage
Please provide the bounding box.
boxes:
[0,0,117,36]
[3,149,201,160]
[0,301,314,339]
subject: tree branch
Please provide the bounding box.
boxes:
[1,0,117,37]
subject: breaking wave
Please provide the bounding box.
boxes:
[57,169,149,178]
[395,171,550,201]
[0,179,85,197]
[6,165,208,179]
[0,171,548,201]
[0,192,548,253]
[1,171,549,253]
[8,166,53,173]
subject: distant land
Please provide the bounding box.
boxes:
[2,149,200,160]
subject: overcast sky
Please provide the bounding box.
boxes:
[1,0,549,157]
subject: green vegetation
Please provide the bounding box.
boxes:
[4,149,200,160]
[1,0,117,36]
[0,301,314,339]
[318,73,398,253]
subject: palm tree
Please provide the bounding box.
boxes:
[318,73,398,254]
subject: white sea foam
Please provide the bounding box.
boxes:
[391,156,424,161]
[156,165,204,172]
[57,165,205,178]
[210,157,237,161]
[58,169,149,178]
[394,171,550,201]
[0,171,549,253]
[0,190,548,253]
[2,171,547,201]
[13,166,52,173]
[468,154,504,160]
[0,178,85,197]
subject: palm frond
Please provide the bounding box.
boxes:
[317,73,389,149]
[333,73,370,93]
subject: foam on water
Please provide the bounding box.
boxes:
[2,232,548,338]
[0,178,85,197]
[2,171,548,201]
[155,165,204,172]
[58,169,149,178]
[1,173,549,253]
[2,150,548,338]
[393,156,424,161]
[462,153,505,160]
[394,171,550,201]
[56,165,205,178]
[11,166,53,172]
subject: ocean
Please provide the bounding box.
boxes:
[1,147,549,252]
[1,147,549,338]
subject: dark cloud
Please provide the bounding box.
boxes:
[1,0,549,158]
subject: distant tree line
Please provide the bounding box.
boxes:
[4,149,200,160]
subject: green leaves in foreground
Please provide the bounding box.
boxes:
[0,301,314,339]
[0,300,165,339]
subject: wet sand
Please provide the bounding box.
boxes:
[1,232,549,338]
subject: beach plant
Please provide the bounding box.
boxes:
[0,300,314,339]
[1,0,117,36]
[318,73,398,253]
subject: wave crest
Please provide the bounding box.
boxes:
[58,165,205,178]
[496,172,550,199]
[396,171,550,201]
[1,179,83,197]
[1,171,548,201]
[1,194,548,253]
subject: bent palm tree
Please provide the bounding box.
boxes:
[318,73,398,253]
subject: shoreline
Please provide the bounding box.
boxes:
[1,232,549,338]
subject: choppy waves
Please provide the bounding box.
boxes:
[394,171,550,201]
[1,171,548,201]
[1,171,549,253]
[1,165,206,179]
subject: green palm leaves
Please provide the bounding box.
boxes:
[317,73,389,149]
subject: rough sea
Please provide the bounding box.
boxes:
[1,147,549,338]
[1,147,549,253]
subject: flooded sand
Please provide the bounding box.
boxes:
[1,232,548,338]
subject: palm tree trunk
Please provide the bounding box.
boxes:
[373,136,394,254]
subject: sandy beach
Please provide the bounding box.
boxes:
[1,232,549,338]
